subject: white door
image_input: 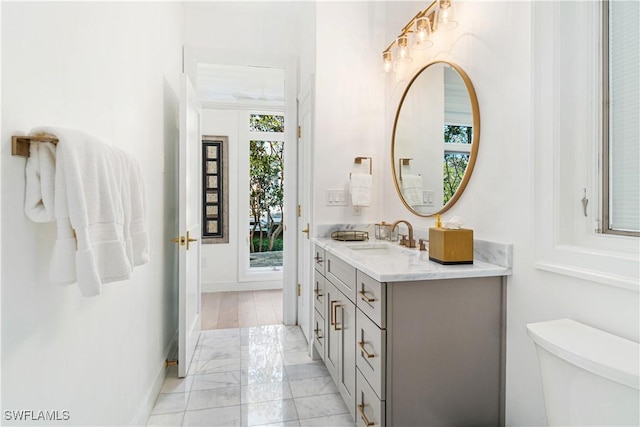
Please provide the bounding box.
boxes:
[297,79,314,344]
[177,73,202,378]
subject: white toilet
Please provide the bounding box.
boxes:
[527,318,640,426]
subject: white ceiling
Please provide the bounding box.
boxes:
[196,63,285,107]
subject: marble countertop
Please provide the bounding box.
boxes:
[314,238,511,282]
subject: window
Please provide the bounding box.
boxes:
[602,0,640,236]
[248,114,285,269]
[201,136,229,244]
[443,124,472,204]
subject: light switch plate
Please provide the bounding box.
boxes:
[326,189,348,206]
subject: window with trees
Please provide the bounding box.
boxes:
[248,114,284,268]
[443,124,472,204]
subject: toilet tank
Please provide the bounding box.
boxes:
[527,319,639,426]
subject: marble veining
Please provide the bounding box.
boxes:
[314,237,511,282]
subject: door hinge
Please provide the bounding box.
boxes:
[298,204,302,217]
[297,284,301,296]
[297,125,301,139]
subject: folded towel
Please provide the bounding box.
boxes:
[402,174,423,205]
[350,173,372,207]
[34,127,135,296]
[24,141,57,223]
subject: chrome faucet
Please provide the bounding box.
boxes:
[391,219,416,248]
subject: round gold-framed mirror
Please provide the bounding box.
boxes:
[391,60,480,216]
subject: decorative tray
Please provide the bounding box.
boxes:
[330,231,369,242]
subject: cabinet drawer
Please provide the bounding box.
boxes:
[313,271,326,314]
[313,308,325,361]
[356,308,386,400]
[326,252,357,302]
[356,271,386,328]
[357,369,385,427]
[314,244,325,275]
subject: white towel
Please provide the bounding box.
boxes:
[34,127,138,296]
[24,141,57,223]
[402,174,423,205]
[350,173,372,207]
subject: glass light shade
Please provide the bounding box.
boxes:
[395,34,412,63]
[382,51,394,73]
[437,0,458,30]
[412,16,433,50]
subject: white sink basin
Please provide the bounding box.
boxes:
[345,242,413,256]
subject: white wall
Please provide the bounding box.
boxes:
[314,2,387,226]
[379,2,639,425]
[1,2,182,425]
[200,109,240,288]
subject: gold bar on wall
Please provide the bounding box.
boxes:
[12,135,59,157]
[354,156,373,175]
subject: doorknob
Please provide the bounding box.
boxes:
[301,223,310,240]
[171,236,186,246]
[186,231,198,250]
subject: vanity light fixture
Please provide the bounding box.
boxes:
[396,35,412,63]
[381,0,459,72]
[412,16,433,50]
[437,0,458,30]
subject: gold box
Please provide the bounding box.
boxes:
[428,227,474,265]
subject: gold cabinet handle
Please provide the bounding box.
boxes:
[358,341,375,359]
[314,327,323,341]
[358,403,374,426]
[331,301,342,331]
[359,289,375,303]
[314,254,324,264]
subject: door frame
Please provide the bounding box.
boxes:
[297,76,315,344]
[184,47,298,325]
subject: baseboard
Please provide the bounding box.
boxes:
[131,328,178,426]
[202,280,283,292]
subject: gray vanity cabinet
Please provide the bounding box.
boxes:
[312,244,506,427]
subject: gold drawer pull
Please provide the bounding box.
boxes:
[359,289,376,303]
[332,302,342,331]
[314,328,323,341]
[314,255,324,264]
[358,341,375,358]
[314,287,323,298]
[358,403,374,426]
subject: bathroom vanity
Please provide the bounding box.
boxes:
[312,238,511,427]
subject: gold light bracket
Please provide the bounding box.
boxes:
[382,0,443,68]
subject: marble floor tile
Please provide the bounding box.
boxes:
[281,339,309,353]
[151,392,189,415]
[160,374,195,394]
[284,362,329,381]
[191,371,242,391]
[199,346,241,361]
[199,336,241,350]
[293,393,350,420]
[187,386,241,411]
[146,411,185,426]
[288,376,338,398]
[241,399,298,427]
[298,413,356,427]
[241,382,293,404]
[253,421,300,427]
[201,328,241,339]
[241,352,284,369]
[241,365,287,386]
[282,351,313,366]
[182,406,242,427]
[193,358,242,375]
